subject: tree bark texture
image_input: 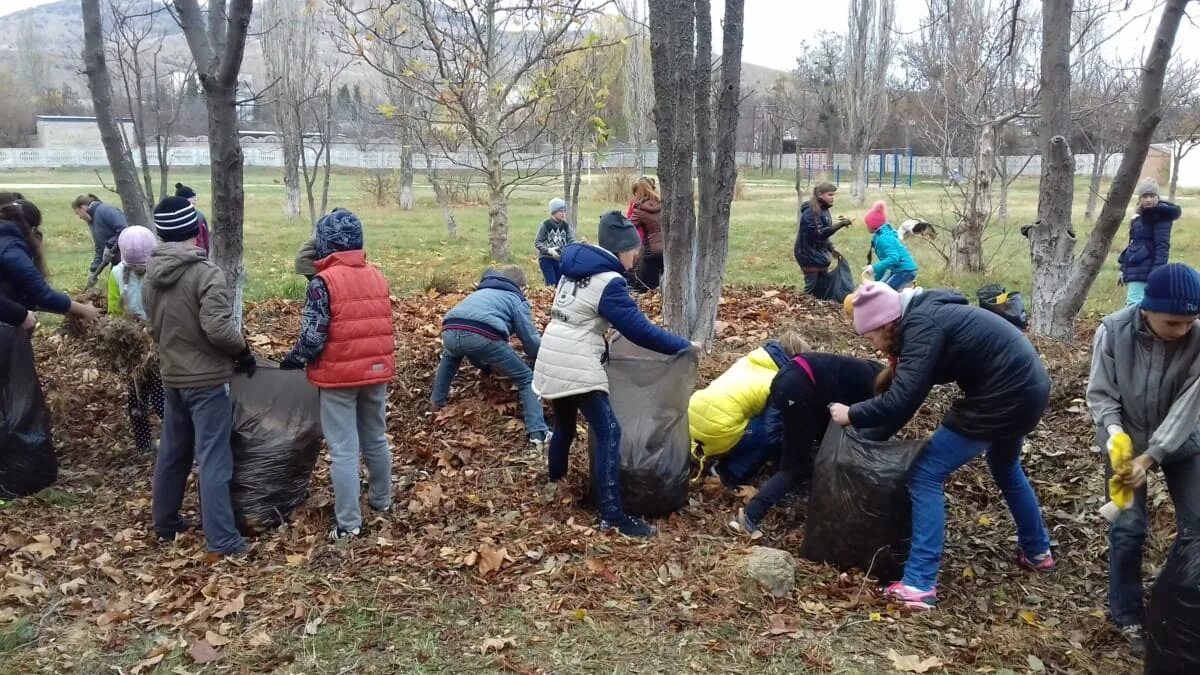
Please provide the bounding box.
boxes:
[399,139,414,211]
[1033,0,1188,339]
[80,0,152,230]
[1085,156,1103,219]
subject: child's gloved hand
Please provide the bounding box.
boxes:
[279,354,305,371]
[233,347,257,378]
[1107,427,1134,508]
[861,266,875,282]
[548,247,561,260]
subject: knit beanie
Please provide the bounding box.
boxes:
[864,200,888,233]
[174,182,197,200]
[315,207,364,258]
[1136,177,1160,198]
[598,210,641,255]
[1141,263,1200,316]
[153,196,199,242]
[852,282,903,334]
[549,197,567,216]
[117,226,157,265]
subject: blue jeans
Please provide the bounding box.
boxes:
[903,426,1050,591]
[320,384,392,531]
[1125,281,1147,306]
[717,415,778,486]
[1107,439,1200,627]
[430,329,548,436]
[882,269,917,290]
[548,392,624,520]
[153,384,246,554]
[539,258,562,286]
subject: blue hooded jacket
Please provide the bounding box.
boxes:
[86,201,128,273]
[870,224,918,279]
[558,243,690,355]
[0,218,71,314]
[443,271,542,358]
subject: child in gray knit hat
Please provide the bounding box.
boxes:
[1119,176,1182,306]
[533,198,576,286]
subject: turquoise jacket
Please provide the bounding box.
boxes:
[871,224,918,279]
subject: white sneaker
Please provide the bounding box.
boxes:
[530,431,552,453]
[329,525,361,541]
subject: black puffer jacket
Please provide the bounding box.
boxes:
[848,290,1051,441]
[794,201,837,269]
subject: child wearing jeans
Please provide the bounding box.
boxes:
[280,209,396,540]
[107,225,164,453]
[534,198,576,286]
[1086,263,1200,655]
[430,265,549,449]
[862,201,918,290]
[533,211,695,537]
[143,196,255,556]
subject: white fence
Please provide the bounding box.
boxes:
[0,144,1124,179]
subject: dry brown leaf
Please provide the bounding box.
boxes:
[304,615,324,635]
[248,631,273,647]
[129,652,165,674]
[285,554,306,567]
[204,630,231,647]
[886,649,944,673]
[764,614,800,636]
[188,638,221,664]
[477,635,516,655]
[140,588,170,609]
[58,577,87,595]
[478,544,506,576]
[18,535,59,560]
[213,592,245,619]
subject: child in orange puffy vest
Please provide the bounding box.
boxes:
[281,209,396,540]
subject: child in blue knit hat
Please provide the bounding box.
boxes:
[533,198,576,286]
[1087,262,1200,655]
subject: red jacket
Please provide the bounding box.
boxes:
[306,250,395,388]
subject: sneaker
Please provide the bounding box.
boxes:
[329,525,362,541]
[425,402,443,418]
[529,431,552,453]
[884,581,937,610]
[727,508,762,537]
[599,515,657,538]
[1018,550,1056,573]
[1120,624,1146,657]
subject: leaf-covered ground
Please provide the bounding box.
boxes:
[0,288,1165,673]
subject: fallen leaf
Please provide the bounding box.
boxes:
[1019,609,1041,627]
[765,613,800,636]
[19,535,58,559]
[304,615,324,635]
[478,544,506,576]
[886,649,944,673]
[248,631,273,647]
[478,636,516,655]
[140,588,170,608]
[129,652,165,674]
[58,577,87,595]
[188,639,221,664]
[204,630,230,647]
[869,612,882,622]
[977,515,993,527]
[285,554,306,567]
[213,592,245,619]
[1027,655,1045,672]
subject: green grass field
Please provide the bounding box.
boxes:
[5,166,1193,315]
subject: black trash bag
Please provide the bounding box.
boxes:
[810,257,857,303]
[0,326,57,498]
[977,284,1028,330]
[587,334,697,517]
[1145,535,1200,675]
[799,423,926,582]
[229,360,323,533]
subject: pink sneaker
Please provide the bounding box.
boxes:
[1018,550,1056,573]
[884,581,937,610]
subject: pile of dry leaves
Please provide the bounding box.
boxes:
[0,287,1166,672]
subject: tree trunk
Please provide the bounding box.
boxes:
[398,139,414,210]
[569,147,584,220]
[951,122,997,273]
[850,150,867,206]
[429,169,457,238]
[1170,145,1181,201]
[693,0,743,345]
[205,81,246,327]
[281,133,303,220]
[1034,0,1188,338]
[157,134,172,202]
[80,0,152,230]
[1085,154,1103,219]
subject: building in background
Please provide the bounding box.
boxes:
[35,115,135,148]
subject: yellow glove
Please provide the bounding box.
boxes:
[1107,429,1133,509]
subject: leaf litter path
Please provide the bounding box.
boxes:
[1,288,1160,673]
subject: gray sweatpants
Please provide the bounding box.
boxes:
[320,384,392,531]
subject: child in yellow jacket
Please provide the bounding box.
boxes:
[689,333,809,485]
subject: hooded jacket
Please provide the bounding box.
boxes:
[848,290,1051,441]
[533,243,690,399]
[631,198,663,254]
[688,341,790,456]
[870,224,918,279]
[143,243,247,388]
[534,218,576,259]
[1119,201,1181,283]
[443,272,541,357]
[0,218,71,314]
[794,200,836,270]
[1087,305,1200,465]
[86,201,128,273]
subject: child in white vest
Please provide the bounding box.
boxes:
[533,211,696,537]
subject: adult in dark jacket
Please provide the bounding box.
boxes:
[1119,177,1182,306]
[794,181,852,295]
[731,352,884,535]
[0,200,100,323]
[831,282,1053,610]
[73,194,129,288]
[629,177,664,292]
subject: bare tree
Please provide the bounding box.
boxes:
[619,0,653,174]
[1159,68,1200,200]
[551,41,619,219]
[80,0,153,230]
[298,60,351,226]
[648,0,743,341]
[260,0,315,220]
[839,0,895,207]
[333,0,617,262]
[1029,0,1190,339]
[171,0,254,320]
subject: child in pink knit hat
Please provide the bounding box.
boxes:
[862,201,919,290]
[108,225,164,454]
